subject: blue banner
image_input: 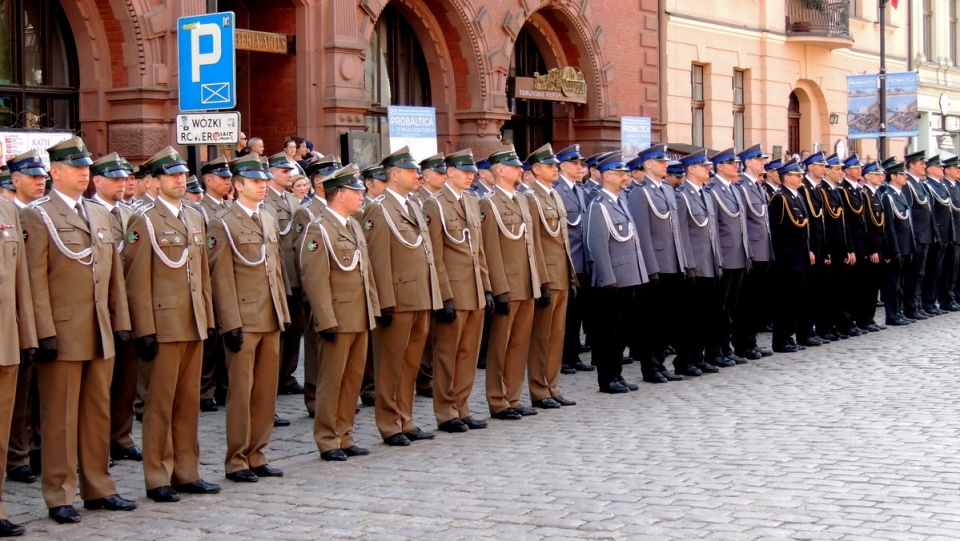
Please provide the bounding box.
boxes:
[621,117,652,157]
[847,72,918,140]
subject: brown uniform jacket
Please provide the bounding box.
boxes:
[21,194,131,360]
[264,187,301,289]
[290,197,327,281]
[125,202,214,342]
[299,207,380,333]
[525,182,578,291]
[207,203,290,333]
[0,199,36,364]
[478,186,547,300]
[197,193,230,223]
[363,192,443,312]
[421,184,491,311]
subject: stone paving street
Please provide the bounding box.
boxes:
[7,311,960,540]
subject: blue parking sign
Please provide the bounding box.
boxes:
[178,12,236,111]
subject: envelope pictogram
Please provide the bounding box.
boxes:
[201,82,231,104]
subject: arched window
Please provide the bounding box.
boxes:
[788,91,801,155]
[0,0,79,129]
[503,27,553,159]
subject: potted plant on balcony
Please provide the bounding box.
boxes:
[801,0,827,11]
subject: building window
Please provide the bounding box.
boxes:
[502,27,552,158]
[951,0,958,66]
[0,0,79,130]
[733,69,745,151]
[691,64,704,147]
[849,0,859,18]
[788,91,801,156]
[922,0,933,61]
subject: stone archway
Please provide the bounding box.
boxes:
[793,79,830,152]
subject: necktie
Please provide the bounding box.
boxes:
[110,206,122,230]
[251,212,261,232]
[659,183,670,204]
[405,201,417,225]
[699,188,708,209]
[74,202,88,225]
[573,183,586,211]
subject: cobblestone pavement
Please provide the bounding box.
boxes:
[7,311,960,540]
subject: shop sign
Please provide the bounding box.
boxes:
[511,67,587,104]
[0,130,74,168]
[235,29,290,54]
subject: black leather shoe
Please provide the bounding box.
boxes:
[708,356,736,367]
[618,377,640,391]
[404,427,436,441]
[947,302,960,311]
[773,344,800,353]
[726,353,747,365]
[660,369,684,381]
[48,506,80,524]
[111,446,143,462]
[553,395,577,406]
[560,364,576,375]
[875,323,887,330]
[621,356,634,365]
[226,469,258,483]
[600,381,629,394]
[513,405,538,416]
[7,465,36,484]
[438,418,469,432]
[360,395,375,407]
[643,372,667,383]
[863,324,881,332]
[135,412,143,423]
[491,408,521,420]
[820,333,839,342]
[900,313,917,323]
[755,346,774,357]
[383,433,412,446]
[460,416,488,429]
[835,331,850,339]
[250,464,283,478]
[887,317,910,326]
[173,479,221,494]
[674,365,702,377]
[416,388,434,398]
[736,349,762,360]
[83,494,137,511]
[273,415,290,427]
[697,362,720,374]
[476,358,486,369]
[0,519,25,536]
[844,327,862,337]
[320,449,348,462]
[279,383,304,395]
[532,398,561,409]
[573,360,595,372]
[906,311,928,320]
[146,486,181,503]
[342,445,370,456]
[801,336,824,347]
[200,398,218,412]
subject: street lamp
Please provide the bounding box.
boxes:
[878,0,889,160]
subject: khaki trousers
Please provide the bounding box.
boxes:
[0,365,17,519]
[224,330,280,473]
[313,331,367,452]
[142,341,202,490]
[6,362,31,472]
[528,288,569,401]
[302,304,321,415]
[37,358,118,508]
[373,310,430,438]
[485,299,535,414]
[432,309,484,424]
[109,341,139,453]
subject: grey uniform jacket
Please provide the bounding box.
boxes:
[705,177,751,270]
[735,174,774,263]
[586,191,648,288]
[552,175,589,274]
[626,176,693,275]
[675,180,723,278]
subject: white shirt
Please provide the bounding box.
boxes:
[13,198,27,209]
[385,187,408,207]
[558,174,577,191]
[865,183,880,195]
[645,175,664,190]
[784,186,800,198]
[53,188,82,210]
[444,182,463,200]
[157,195,182,218]
[715,177,733,190]
[235,200,259,218]
[269,186,287,199]
[495,185,516,199]
[601,188,620,202]
[93,194,116,213]
[328,207,349,227]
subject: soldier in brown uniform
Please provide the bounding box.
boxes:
[299,165,380,461]
[22,137,137,524]
[363,146,443,446]
[125,147,221,502]
[479,145,548,420]
[0,195,37,537]
[421,149,492,432]
[358,164,387,408]
[207,153,291,482]
[523,144,578,409]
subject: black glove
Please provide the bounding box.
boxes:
[535,286,552,307]
[569,285,578,299]
[685,268,696,280]
[319,327,337,342]
[208,328,216,339]
[37,336,57,362]
[114,330,132,349]
[376,307,394,327]
[223,328,243,353]
[494,293,511,315]
[649,272,659,284]
[435,299,457,323]
[484,292,495,317]
[135,334,159,362]
[20,348,35,367]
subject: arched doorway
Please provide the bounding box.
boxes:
[0,0,79,130]
[502,27,553,158]
[788,91,801,155]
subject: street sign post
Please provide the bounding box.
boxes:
[175,111,241,145]
[177,12,236,112]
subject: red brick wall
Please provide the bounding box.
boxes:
[244,5,298,155]
[94,0,128,88]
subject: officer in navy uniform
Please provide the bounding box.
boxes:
[623,156,644,197]
[797,151,830,346]
[763,159,782,201]
[820,153,859,338]
[881,158,916,326]
[585,153,648,393]
[837,154,873,333]
[767,159,811,353]
[858,160,889,330]
[941,156,960,310]
[902,150,938,319]
[704,148,750,367]
[626,143,693,383]
[469,159,494,197]
[582,152,613,198]
[732,144,775,360]
[673,150,723,375]
[921,154,953,314]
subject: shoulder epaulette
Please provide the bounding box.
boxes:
[462,190,478,199]
[182,204,203,219]
[136,203,155,215]
[481,192,494,200]
[372,194,386,205]
[26,196,50,209]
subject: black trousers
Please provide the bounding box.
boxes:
[706,268,744,360]
[562,273,590,366]
[674,275,717,369]
[592,285,636,388]
[922,242,946,310]
[279,288,305,389]
[771,263,806,347]
[940,243,960,306]
[856,259,884,327]
[883,255,911,321]
[732,261,771,352]
[904,243,929,314]
[798,264,824,340]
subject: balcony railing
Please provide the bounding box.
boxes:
[785,0,852,43]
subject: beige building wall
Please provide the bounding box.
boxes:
[664,0,909,159]
[913,0,960,154]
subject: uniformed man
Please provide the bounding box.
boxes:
[22,136,137,523]
[941,156,960,310]
[673,150,723,375]
[881,158,916,326]
[207,153,291,482]
[732,144,775,360]
[9,150,47,209]
[859,160,889,330]
[623,155,645,197]
[819,153,858,338]
[763,159,782,201]
[797,151,830,347]
[922,154,953,314]
[183,176,203,204]
[585,153,648,392]
[704,148,750,367]
[120,159,138,206]
[837,154,873,333]
[0,193,36,537]
[298,165,380,460]
[582,151,613,197]
[902,150,938,320]
[362,164,388,208]
[125,147,221,501]
[0,169,14,202]
[364,146,443,445]
[768,159,811,353]
[524,144,578,409]
[470,159,494,197]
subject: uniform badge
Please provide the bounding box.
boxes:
[424,215,431,225]
[363,219,374,231]
[480,212,486,222]
[295,223,303,234]
[617,224,623,232]
[307,240,319,252]
[207,237,217,249]
[127,231,140,245]
[22,230,27,242]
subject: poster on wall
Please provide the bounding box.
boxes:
[0,130,74,168]
[387,106,437,162]
[621,116,652,158]
[847,72,918,140]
